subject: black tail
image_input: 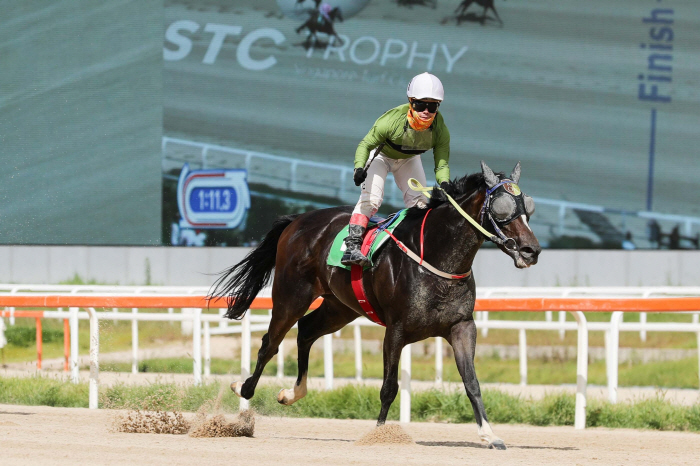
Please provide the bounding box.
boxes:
[209,214,299,319]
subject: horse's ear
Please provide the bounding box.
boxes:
[510,162,521,184]
[481,161,499,188]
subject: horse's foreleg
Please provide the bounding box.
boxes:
[232,297,313,400]
[377,327,405,425]
[449,320,506,450]
[278,298,357,405]
[490,6,503,25]
[455,1,469,15]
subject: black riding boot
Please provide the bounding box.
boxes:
[341,224,370,268]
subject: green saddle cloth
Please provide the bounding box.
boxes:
[327,210,409,271]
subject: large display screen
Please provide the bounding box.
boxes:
[163,0,700,249]
[2,1,697,249]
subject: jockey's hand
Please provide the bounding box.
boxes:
[353,168,367,186]
[440,181,450,192]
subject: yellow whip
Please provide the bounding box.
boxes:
[408,178,499,243]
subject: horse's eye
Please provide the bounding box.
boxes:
[491,194,516,221]
[524,195,535,217]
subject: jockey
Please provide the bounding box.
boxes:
[318,2,333,24]
[341,72,451,267]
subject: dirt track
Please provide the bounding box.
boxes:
[1,403,698,465]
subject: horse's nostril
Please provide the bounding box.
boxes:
[520,246,539,258]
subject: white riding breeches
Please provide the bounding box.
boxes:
[351,152,429,221]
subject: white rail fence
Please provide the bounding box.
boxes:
[2,285,700,430]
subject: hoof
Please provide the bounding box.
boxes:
[488,439,507,450]
[277,388,288,405]
[277,388,296,406]
[231,381,244,398]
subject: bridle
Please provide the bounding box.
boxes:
[478,179,529,252]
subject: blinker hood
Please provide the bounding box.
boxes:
[487,180,529,226]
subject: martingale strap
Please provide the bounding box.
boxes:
[350,224,387,326]
[351,265,386,327]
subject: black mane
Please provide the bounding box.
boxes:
[404,171,493,219]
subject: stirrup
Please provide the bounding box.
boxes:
[341,250,370,268]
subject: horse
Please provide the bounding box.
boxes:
[455,0,503,26]
[295,3,344,47]
[210,161,541,450]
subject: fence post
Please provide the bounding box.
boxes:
[608,312,622,403]
[400,344,411,423]
[193,309,202,386]
[290,160,298,192]
[354,324,363,382]
[240,312,251,410]
[559,311,566,340]
[277,339,285,378]
[36,318,42,370]
[203,320,211,378]
[86,308,99,409]
[201,146,209,169]
[131,308,138,374]
[435,337,443,386]
[571,311,588,430]
[70,307,79,384]
[519,329,527,386]
[324,333,333,390]
[558,204,566,236]
[639,312,647,342]
[338,169,346,201]
[63,318,70,372]
[218,308,227,329]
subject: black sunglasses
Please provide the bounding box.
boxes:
[411,100,440,113]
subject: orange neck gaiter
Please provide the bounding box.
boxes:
[407,107,435,131]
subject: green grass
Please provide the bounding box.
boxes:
[93,352,699,390]
[1,376,699,432]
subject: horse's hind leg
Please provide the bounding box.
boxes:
[449,320,506,450]
[232,290,316,400]
[278,297,358,405]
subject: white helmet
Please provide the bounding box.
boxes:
[406,72,444,101]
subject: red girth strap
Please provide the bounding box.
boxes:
[350,225,386,327]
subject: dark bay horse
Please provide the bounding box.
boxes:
[211,162,540,449]
[295,3,344,47]
[455,0,503,25]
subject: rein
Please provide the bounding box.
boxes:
[408,178,518,251]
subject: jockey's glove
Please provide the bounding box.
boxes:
[354,168,367,186]
[440,181,450,192]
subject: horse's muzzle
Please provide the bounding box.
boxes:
[518,244,541,266]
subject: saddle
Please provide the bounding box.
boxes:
[326,210,408,271]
